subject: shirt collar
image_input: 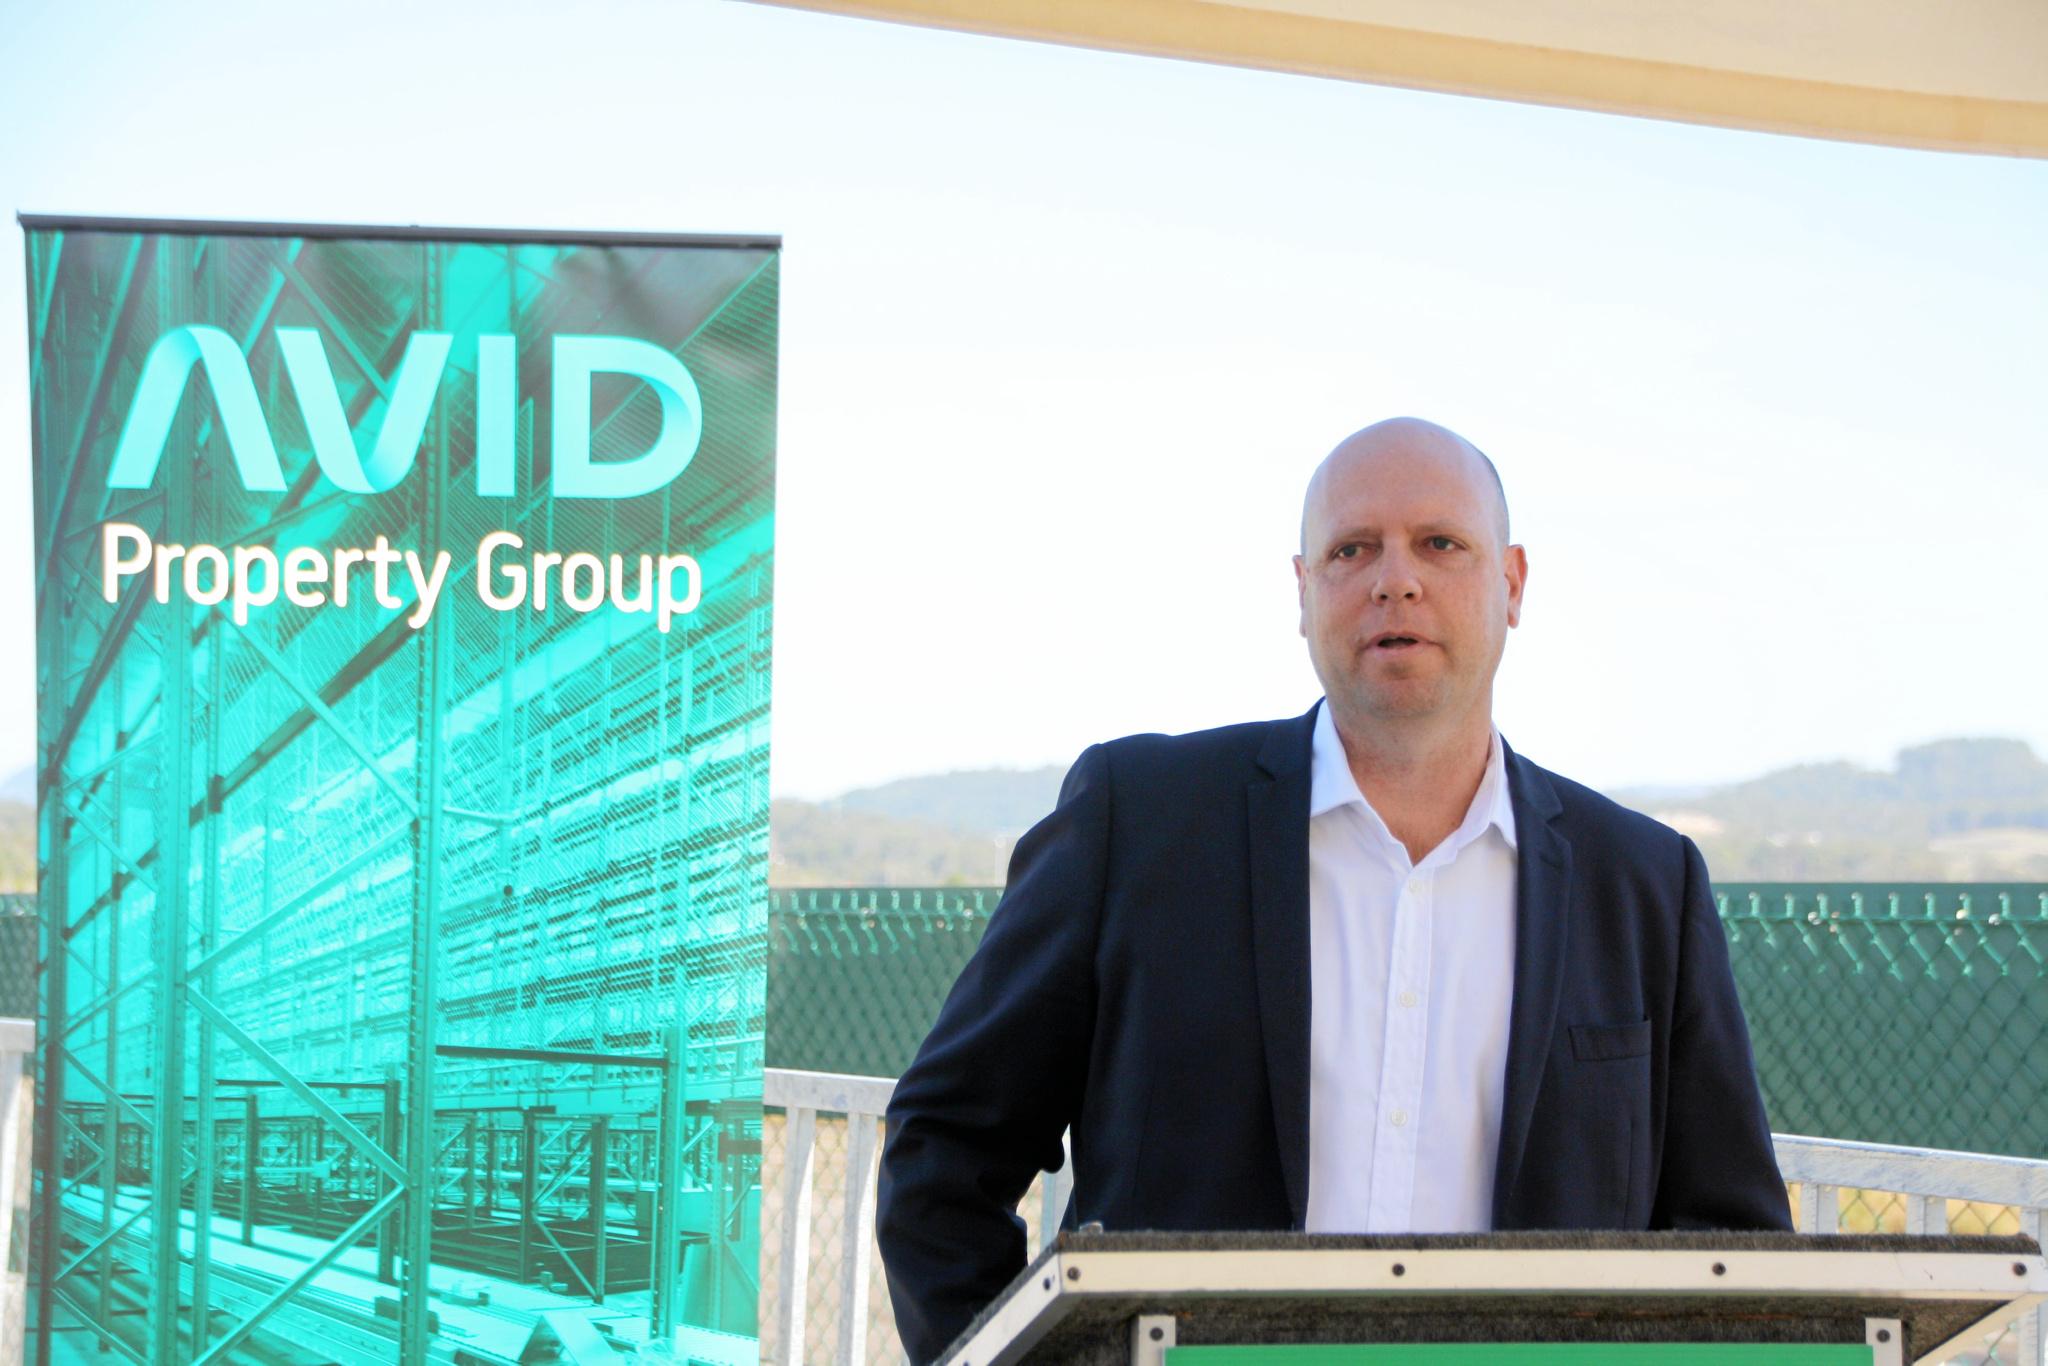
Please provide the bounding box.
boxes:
[1308,699,1519,853]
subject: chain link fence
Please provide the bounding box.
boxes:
[1825,1185,2027,1363]
[767,889,1000,1080]
[761,1112,899,1366]
[760,1108,1055,1366]
[764,884,2048,1363]
[0,898,31,1023]
[0,895,29,1366]
[771,884,2048,1160]
[1722,885,2048,1160]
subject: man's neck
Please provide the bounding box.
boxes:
[1330,703,1495,866]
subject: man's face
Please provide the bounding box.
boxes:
[1293,435,1526,728]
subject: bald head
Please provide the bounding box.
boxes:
[1293,416,1527,741]
[1300,418,1510,555]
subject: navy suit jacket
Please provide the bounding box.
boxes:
[876,705,1791,1363]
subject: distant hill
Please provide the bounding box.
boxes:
[772,764,1065,886]
[794,736,2048,885]
[6,741,2042,891]
[0,802,32,893]
[1616,738,2048,880]
[769,798,1014,887]
[1662,738,2048,833]
[828,766,1066,838]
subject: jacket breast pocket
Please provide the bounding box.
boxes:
[1568,1018,1652,1062]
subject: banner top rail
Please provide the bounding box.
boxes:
[16,212,780,251]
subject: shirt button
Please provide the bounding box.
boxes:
[1389,1109,1409,1127]
[1398,990,1419,1008]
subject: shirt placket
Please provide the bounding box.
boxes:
[1366,864,1431,1229]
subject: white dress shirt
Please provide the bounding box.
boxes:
[1304,700,1518,1232]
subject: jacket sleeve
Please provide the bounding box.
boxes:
[1649,835,1793,1231]
[875,744,1110,1364]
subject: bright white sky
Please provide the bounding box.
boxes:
[1,0,2043,801]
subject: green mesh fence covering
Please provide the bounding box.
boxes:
[766,884,2048,1161]
[1722,885,2048,1161]
[0,894,34,1020]
[768,888,1002,1079]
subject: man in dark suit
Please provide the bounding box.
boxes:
[875,418,1791,1365]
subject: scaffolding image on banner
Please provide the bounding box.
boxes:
[22,217,778,1364]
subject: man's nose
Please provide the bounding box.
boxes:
[1372,549,1422,602]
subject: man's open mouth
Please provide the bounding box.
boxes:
[1372,634,1423,650]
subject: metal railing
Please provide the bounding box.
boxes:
[0,1017,33,1366]
[1776,1132,2047,1363]
[764,1067,2048,1366]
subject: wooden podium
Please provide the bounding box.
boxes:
[937,1231,2047,1366]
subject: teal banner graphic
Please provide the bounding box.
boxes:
[23,217,778,1364]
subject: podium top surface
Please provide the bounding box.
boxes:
[942,1231,2048,1366]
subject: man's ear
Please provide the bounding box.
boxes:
[1293,554,1308,636]
[1503,544,1528,628]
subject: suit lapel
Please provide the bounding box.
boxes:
[1247,704,1318,1227]
[1491,744,1574,1226]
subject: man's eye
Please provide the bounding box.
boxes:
[1334,544,1362,560]
[1427,536,1459,551]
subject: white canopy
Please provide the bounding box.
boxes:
[756,0,2048,157]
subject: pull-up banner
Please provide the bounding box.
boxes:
[22,216,777,1362]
